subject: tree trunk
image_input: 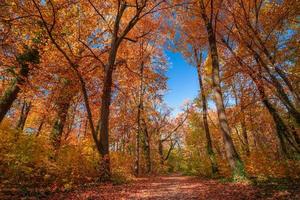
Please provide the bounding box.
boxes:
[232,83,250,156]
[195,52,219,175]
[291,126,300,146]
[224,38,299,157]
[50,79,77,150]
[145,138,151,173]
[274,66,300,103]
[253,54,300,126]
[142,124,151,174]
[0,65,29,123]
[262,96,300,155]
[251,72,300,155]
[51,100,71,150]
[199,0,245,179]
[135,62,145,176]
[158,139,164,165]
[250,30,300,103]
[36,117,45,137]
[16,100,32,130]
[98,42,118,180]
[241,116,250,156]
[251,56,300,155]
[0,47,39,123]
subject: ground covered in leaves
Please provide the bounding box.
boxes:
[2,175,300,199]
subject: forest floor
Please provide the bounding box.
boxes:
[46,175,299,200]
[1,175,299,199]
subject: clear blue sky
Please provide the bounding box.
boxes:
[164,50,199,115]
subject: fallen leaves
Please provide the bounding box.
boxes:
[44,176,300,200]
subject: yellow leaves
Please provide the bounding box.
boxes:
[203,53,212,76]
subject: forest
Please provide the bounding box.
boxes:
[0,0,299,199]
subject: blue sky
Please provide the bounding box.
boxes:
[164,50,199,115]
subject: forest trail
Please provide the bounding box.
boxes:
[48,175,299,200]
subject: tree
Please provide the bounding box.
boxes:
[16,100,32,130]
[88,0,168,179]
[197,0,246,179]
[194,49,219,175]
[0,47,39,123]
[50,79,78,150]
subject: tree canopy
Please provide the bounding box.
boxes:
[0,0,299,199]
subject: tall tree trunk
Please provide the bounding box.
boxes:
[195,50,219,175]
[199,0,245,179]
[98,42,118,180]
[16,100,32,130]
[135,111,141,175]
[135,62,145,176]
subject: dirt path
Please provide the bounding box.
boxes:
[47,176,299,200]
